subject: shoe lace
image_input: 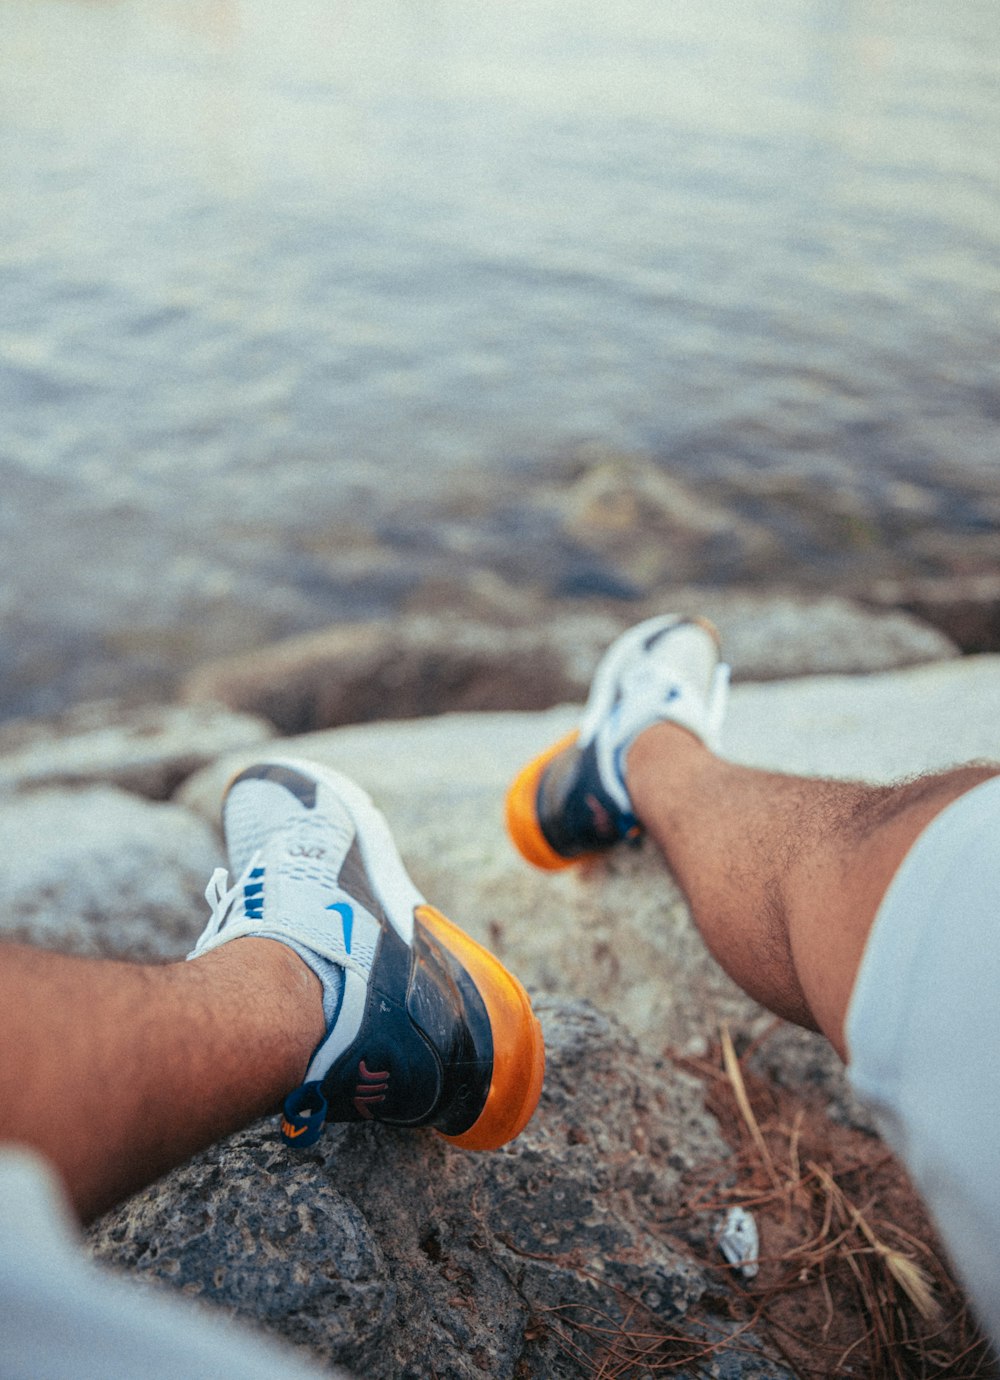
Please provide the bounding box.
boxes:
[196,861,257,952]
[194,854,370,980]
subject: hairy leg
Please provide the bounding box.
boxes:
[0,940,324,1222]
[627,724,999,1058]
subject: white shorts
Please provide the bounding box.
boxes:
[0,1147,337,1380]
[847,774,1000,1343]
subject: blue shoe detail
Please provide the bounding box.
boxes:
[281,1082,328,1147]
[243,867,266,921]
[327,901,354,954]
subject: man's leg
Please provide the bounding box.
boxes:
[505,613,999,1056]
[505,616,1000,1342]
[626,725,999,1057]
[0,938,323,1222]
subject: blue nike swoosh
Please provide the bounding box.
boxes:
[326,901,354,954]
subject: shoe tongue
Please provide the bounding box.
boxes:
[616,672,708,745]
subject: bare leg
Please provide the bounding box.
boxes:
[0,940,323,1223]
[627,724,999,1059]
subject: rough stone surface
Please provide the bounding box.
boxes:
[0,786,219,959]
[180,616,621,735]
[179,596,956,734]
[89,999,790,1379]
[867,571,1000,655]
[689,590,956,681]
[0,700,274,800]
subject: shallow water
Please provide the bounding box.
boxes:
[1,0,998,718]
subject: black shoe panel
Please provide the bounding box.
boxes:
[317,918,493,1137]
[229,762,318,809]
[319,924,443,1127]
[337,836,389,925]
[537,739,631,858]
[407,921,493,1137]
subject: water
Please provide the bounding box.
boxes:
[1,0,999,719]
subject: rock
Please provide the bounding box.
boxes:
[865,572,1000,655]
[721,655,1000,783]
[538,453,778,590]
[0,701,275,801]
[88,999,790,1379]
[747,1023,878,1134]
[560,459,732,541]
[685,591,957,681]
[179,596,956,734]
[0,786,219,960]
[180,615,629,736]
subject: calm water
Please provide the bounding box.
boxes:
[1,0,999,718]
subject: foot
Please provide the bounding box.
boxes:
[189,759,545,1150]
[505,615,729,870]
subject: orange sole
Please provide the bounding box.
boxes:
[504,730,593,872]
[416,903,545,1151]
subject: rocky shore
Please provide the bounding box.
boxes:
[6,447,998,728]
[3,600,998,1377]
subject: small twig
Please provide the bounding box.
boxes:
[809,1160,942,1325]
[720,1024,782,1191]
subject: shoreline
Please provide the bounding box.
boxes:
[2,581,985,739]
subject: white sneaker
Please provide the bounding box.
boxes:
[505,616,729,870]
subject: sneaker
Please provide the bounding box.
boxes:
[505,615,729,870]
[189,759,545,1151]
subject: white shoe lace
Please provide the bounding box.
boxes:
[189,851,371,982]
[189,860,259,958]
[203,864,241,934]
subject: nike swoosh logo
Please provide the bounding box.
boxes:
[326,901,354,954]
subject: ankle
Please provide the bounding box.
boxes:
[625,721,716,823]
[191,938,326,1079]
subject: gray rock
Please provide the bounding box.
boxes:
[0,700,274,801]
[746,1023,878,1135]
[88,999,790,1379]
[685,590,957,681]
[866,571,1000,655]
[180,617,615,736]
[0,786,219,959]
[44,656,1000,1373]
[178,596,956,735]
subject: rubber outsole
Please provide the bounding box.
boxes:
[417,903,545,1151]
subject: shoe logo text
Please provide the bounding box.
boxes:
[281,1118,310,1139]
[585,793,615,839]
[353,1059,389,1119]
